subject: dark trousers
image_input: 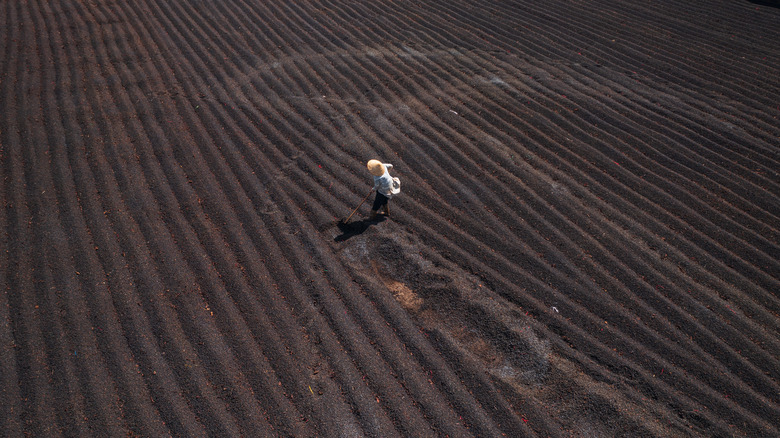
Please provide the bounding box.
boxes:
[372,192,389,211]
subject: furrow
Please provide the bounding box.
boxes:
[368,37,780,310]
[398,205,776,435]
[362,48,780,410]
[54,1,214,435]
[4,0,779,436]
[0,0,25,434]
[146,0,520,432]
[290,18,780,426]
[448,0,780,169]
[64,1,248,434]
[205,4,532,432]
[115,1,351,433]
[5,2,64,434]
[559,62,780,222]
[437,0,780,137]
[122,0,424,432]
[132,1,372,434]
[262,13,772,434]
[251,0,780,420]
[294,0,780,350]
[44,1,186,435]
[141,0,466,432]
[30,1,133,434]
[380,92,780,418]
[84,1,284,434]
[380,0,780,238]
[424,0,780,153]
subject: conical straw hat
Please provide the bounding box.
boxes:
[367,159,385,176]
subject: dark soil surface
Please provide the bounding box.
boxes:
[2,0,779,436]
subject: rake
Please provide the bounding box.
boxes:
[339,188,373,225]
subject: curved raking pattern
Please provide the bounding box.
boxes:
[1,0,778,436]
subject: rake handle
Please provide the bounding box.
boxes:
[344,188,374,223]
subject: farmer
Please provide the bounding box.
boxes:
[367,159,400,220]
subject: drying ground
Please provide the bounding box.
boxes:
[1,0,779,436]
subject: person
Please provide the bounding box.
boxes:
[367,159,400,220]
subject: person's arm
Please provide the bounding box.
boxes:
[384,163,393,171]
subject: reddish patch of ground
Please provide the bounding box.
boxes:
[1,0,778,436]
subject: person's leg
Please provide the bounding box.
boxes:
[370,193,388,219]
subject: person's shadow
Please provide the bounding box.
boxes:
[334,216,386,242]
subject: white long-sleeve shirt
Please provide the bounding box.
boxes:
[372,163,396,198]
